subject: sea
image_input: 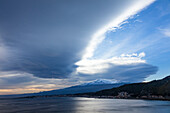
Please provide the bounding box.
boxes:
[0,97,169,113]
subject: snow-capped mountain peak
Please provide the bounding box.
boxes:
[80,79,118,86]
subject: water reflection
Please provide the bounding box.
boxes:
[0,97,169,113]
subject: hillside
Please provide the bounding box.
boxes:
[76,76,170,100]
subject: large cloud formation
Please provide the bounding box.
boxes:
[0,0,146,78]
[75,53,158,82]
[0,0,157,87]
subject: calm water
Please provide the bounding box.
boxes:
[0,97,170,113]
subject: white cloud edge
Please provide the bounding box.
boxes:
[81,0,155,60]
[75,52,146,75]
[75,0,155,75]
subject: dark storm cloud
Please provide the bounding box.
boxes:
[78,63,158,82]
[104,63,158,82]
[0,0,139,78]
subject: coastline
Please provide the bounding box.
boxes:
[15,95,170,101]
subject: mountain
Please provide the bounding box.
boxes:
[36,79,126,96]
[0,79,127,98]
[80,76,170,100]
[80,79,118,86]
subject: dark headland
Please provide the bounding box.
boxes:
[74,75,170,101]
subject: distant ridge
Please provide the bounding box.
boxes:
[0,79,127,98]
[36,79,126,96]
[78,75,170,100]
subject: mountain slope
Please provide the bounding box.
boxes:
[88,76,170,97]
[36,80,126,95]
[80,79,118,86]
[0,79,127,98]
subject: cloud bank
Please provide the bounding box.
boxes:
[0,0,159,94]
[74,0,157,82]
[76,53,146,75]
[1,0,148,78]
[75,53,158,82]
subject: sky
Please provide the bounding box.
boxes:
[0,0,170,95]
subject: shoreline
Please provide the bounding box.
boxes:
[13,95,170,101]
[72,96,170,101]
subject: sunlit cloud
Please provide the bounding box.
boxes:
[1,0,167,95]
[76,0,155,76]
[76,52,146,75]
[1,0,153,79]
[0,72,71,94]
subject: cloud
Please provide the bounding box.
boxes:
[75,52,146,75]
[0,72,72,94]
[76,63,158,83]
[81,0,155,59]
[73,0,157,83]
[0,0,159,95]
[160,28,170,37]
[0,0,155,79]
[102,63,158,82]
[75,52,158,82]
